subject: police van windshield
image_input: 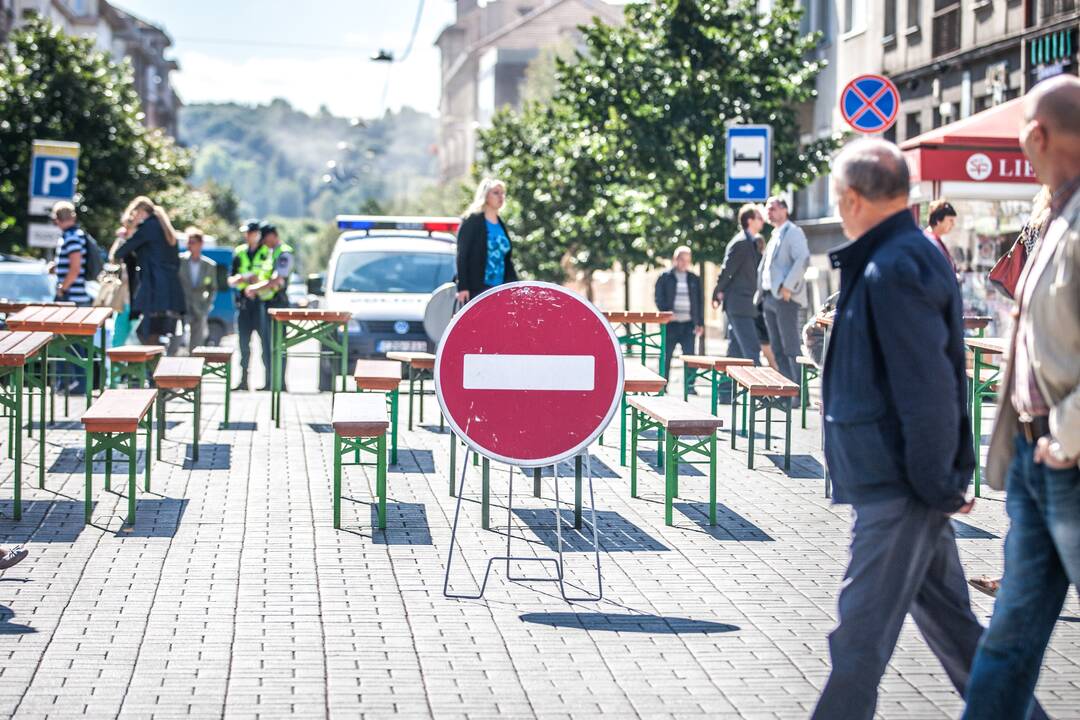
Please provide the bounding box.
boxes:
[332,251,455,294]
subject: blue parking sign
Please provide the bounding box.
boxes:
[725,126,772,203]
[28,140,80,215]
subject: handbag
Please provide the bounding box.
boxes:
[987,232,1028,301]
[92,262,129,312]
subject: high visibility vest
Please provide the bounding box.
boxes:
[233,244,269,290]
[256,242,294,301]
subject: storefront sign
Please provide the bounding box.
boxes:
[905,147,1037,184]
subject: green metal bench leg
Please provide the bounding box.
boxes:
[144,411,152,491]
[533,467,541,497]
[574,455,583,529]
[333,434,342,529]
[619,393,628,466]
[747,398,757,470]
[765,403,772,448]
[39,349,47,489]
[664,430,675,526]
[389,388,399,465]
[710,370,719,416]
[709,432,717,525]
[85,433,93,523]
[800,364,809,430]
[731,388,738,450]
[105,441,112,492]
[407,369,415,431]
[223,361,232,428]
[630,407,639,498]
[193,385,201,462]
[156,395,164,461]
[671,434,679,499]
[418,376,425,425]
[126,431,136,525]
[659,324,668,378]
[481,457,490,530]
[12,366,23,520]
[377,433,387,529]
[784,400,792,471]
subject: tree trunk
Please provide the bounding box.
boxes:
[698,259,707,354]
[623,263,631,310]
[584,268,595,302]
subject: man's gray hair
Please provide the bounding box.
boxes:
[832,138,910,201]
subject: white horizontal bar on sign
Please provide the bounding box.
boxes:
[462,354,595,391]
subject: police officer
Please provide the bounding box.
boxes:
[227,219,267,391]
[246,223,294,392]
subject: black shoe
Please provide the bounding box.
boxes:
[257,384,270,392]
[0,546,28,570]
[237,374,248,391]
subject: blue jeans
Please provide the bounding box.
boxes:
[963,434,1080,719]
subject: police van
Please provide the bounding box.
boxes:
[311,215,459,389]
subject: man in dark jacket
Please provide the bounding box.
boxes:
[654,246,703,394]
[810,139,1045,720]
[713,204,764,363]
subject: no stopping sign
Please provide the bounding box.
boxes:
[435,282,624,468]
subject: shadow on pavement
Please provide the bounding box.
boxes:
[0,500,86,544]
[183,444,232,470]
[951,519,1000,540]
[220,421,258,431]
[371,502,433,545]
[675,502,775,541]
[519,611,739,634]
[389,450,435,474]
[113,497,188,538]
[512,508,668,553]
[765,453,824,479]
[0,605,37,635]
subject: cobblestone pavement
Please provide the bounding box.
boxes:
[0,356,1077,719]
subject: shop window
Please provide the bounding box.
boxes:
[932,1,961,57]
[906,111,922,140]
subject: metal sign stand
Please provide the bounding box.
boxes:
[443,445,603,602]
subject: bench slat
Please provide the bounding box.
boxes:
[153,357,205,389]
[333,393,390,437]
[353,359,401,392]
[628,396,723,435]
[0,331,52,366]
[603,311,674,325]
[267,308,352,323]
[681,354,755,372]
[81,389,157,433]
[727,366,800,397]
[190,346,235,363]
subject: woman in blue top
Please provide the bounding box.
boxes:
[455,178,519,304]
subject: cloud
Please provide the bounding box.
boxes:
[173,48,441,119]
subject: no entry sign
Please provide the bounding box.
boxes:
[841,74,900,134]
[435,282,623,467]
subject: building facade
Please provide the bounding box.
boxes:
[435,0,624,182]
[4,0,181,136]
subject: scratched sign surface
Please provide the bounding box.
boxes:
[435,282,624,468]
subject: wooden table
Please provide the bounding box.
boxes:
[0,331,53,519]
[681,355,755,416]
[964,316,993,336]
[386,351,437,432]
[6,306,112,416]
[603,311,674,377]
[965,337,1007,497]
[353,359,402,466]
[268,309,352,428]
[612,360,667,467]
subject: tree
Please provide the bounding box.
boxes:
[0,17,190,253]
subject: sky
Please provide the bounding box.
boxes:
[115,0,459,120]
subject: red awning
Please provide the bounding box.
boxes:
[901,98,1037,185]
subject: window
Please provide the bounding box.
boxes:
[844,0,866,34]
[332,251,456,294]
[932,1,961,57]
[907,0,921,31]
[815,0,832,42]
[1041,0,1078,21]
[884,0,898,43]
[906,111,923,139]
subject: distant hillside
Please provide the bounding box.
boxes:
[179,100,440,220]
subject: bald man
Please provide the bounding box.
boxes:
[963,75,1080,720]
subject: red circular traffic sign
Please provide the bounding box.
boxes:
[435,282,624,468]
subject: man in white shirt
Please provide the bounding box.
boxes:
[758,197,810,397]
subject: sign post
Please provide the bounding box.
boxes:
[725,125,772,203]
[437,282,623,601]
[840,74,900,134]
[27,140,80,250]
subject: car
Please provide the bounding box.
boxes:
[311,215,460,390]
[0,257,58,307]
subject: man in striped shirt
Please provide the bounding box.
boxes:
[50,201,92,305]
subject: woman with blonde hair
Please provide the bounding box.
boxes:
[114,196,186,347]
[455,178,518,303]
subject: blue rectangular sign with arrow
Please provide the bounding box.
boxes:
[725,125,772,203]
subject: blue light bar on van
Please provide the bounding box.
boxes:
[336,215,461,233]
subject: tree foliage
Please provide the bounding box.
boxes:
[0,17,190,253]
[475,0,839,287]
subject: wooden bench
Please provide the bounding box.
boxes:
[385,351,439,432]
[332,393,390,530]
[628,395,723,527]
[612,360,667,467]
[191,346,236,428]
[80,388,156,525]
[796,355,820,430]
[353,359,401,466]
[0,330,53,519]
[727,366,799,470]
[153,357,205,461]
[106,345,164,389]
